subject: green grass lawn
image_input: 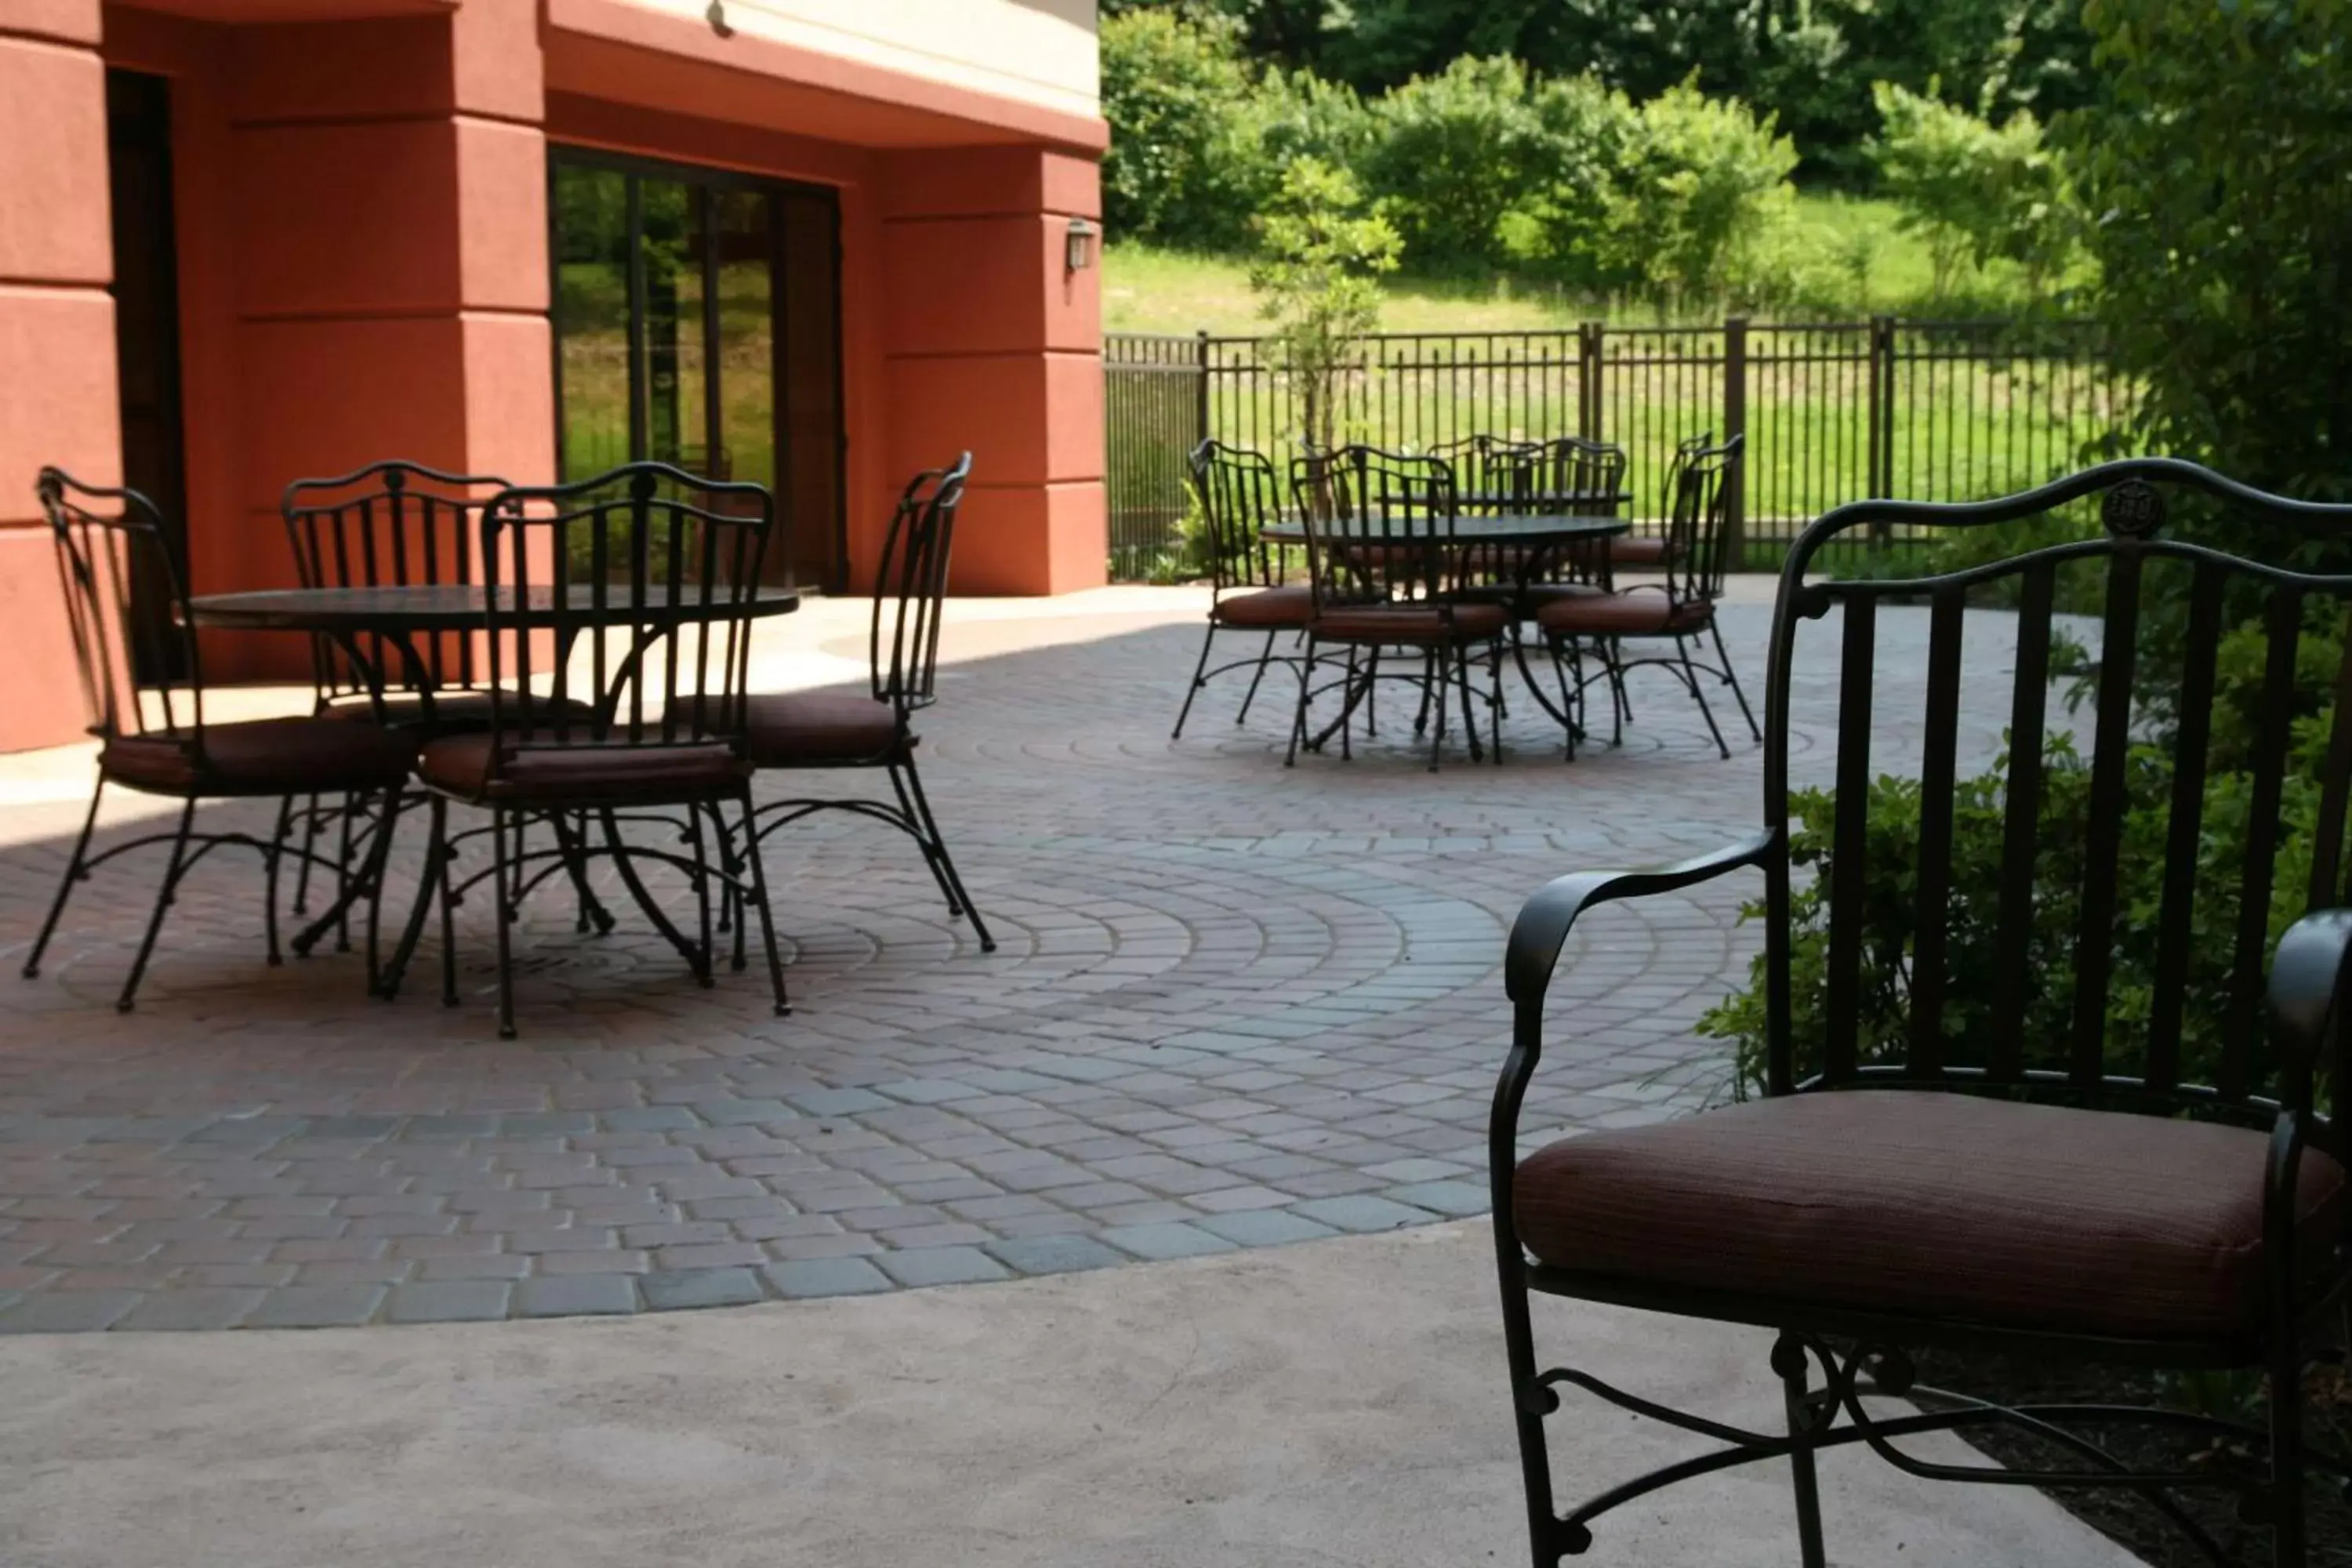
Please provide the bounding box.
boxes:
[1104,193,2050,337]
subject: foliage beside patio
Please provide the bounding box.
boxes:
[1699,0,2352,1094]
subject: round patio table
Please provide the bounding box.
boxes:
[191,583,803,633]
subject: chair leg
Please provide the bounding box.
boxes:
[1773,1334,1829,1568]
[1494,1247,1572,1566]
[1711,618,1762,742]
[263,795,295,967]
[1676,633,1733,760]
[2270,1334,2308,1566]
[550,811,612,935]
[24,775,104,979]
[1171,621,1218,739]
[1284,643,1316,768]
[1235,630,1279,725]
[359,785,401,996]
[118,798,198,1014]
[887,761,964,918]
[682,797,716,989]
[435,797,459,1008]
[333,792,357,953]
[1453,642,1485,764]
[732,786,791,1016]
[1428,647,1450,773]
[491,807,518,1040]
[901,754,996,953]
[292,791,323,914]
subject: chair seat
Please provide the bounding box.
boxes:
[1609,535,1681,568]
[1513,1090,2346,1341]
[101,717,416,797]
[1210,586,1314,630]
[417,731,747,804]
[1516,582,1612,612]
[1312,602,1511,645]
[1534,591,1712,637]
[740,691,913,767]
[320,690,597,732]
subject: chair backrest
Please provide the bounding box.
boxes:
[38,467,202,750]
[1494,437,1628,515]
[478,462,773,760]
[1756,459,2352,1142]
[1290,445,1462,612]
[870,453,971,717]
[1427,434,1519,500]
[1186,441,1284,593]
[1658,434,1742,603]
[282,460,508,702]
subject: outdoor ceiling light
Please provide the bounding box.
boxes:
[1065,217,1099,274]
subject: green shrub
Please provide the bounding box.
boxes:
[1697,731,2330,1100]
[1357,56,1555,276]
[1100,9,1265,248]
[1867,83,2078,303]
[1249,159,1403,452]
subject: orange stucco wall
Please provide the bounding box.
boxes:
[0,0,1107,752]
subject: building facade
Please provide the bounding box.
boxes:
[0,0,1107,752]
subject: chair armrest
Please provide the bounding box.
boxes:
[2269,907,2352,1091]
[1504,829,1777,1010]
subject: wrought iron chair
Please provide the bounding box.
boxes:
[1490,436,1630,615]
[397,462,786,1037]
[24,469,412,1010]
[1285,445,1508,771]
[1490,459,2352,1568]
[1526,435,1757,760]
[729,454,995,953]
[279,461,612,951]
[1171,441,1312,739]
[1607,430,1710,572]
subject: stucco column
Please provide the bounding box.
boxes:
[878,146,1105,596]
[0,0,116,750]
[208,0,552,680]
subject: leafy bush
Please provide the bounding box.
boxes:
[1698,731,2329,1100]
[1356,56,1555,275]
[1099,9,1265,249]
[1868,83,2078,302]
[1605,82,1801,307]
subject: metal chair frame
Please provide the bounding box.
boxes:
[1529,434,1759,760]
[729,455,996,955]
[1171,441,1310,739]
[1492,459,2352,1567]
[24,468,396,1011]
[1285,445,1506,771]
[395,461,786,1038]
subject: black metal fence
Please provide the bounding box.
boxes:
[1105,318,2125,577]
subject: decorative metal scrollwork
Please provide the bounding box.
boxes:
[2102,477,2167,538]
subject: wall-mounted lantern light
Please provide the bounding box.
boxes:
[1065,217,1099,274]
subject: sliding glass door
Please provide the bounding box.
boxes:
[550,151,844,588]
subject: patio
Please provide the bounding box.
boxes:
[0,579,2020,1329]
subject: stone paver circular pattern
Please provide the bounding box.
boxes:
[0,590,2025,1330]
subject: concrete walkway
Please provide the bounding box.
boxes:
[0,1218,2140,1567]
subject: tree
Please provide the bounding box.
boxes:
[1868,82,2077,302]
[1248,159,1403,455]
[1098,8,1264,247]
[2064,0,2352,503]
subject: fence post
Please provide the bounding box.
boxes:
[1865,315,1895,551]
[1722,316,1748,569]
[1192,330,1211,455]
[1577,321,1604,444]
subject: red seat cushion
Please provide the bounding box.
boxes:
[740,691,912,767]
[1534,592,1713,637]
[1210,586,1314,630]
[101,718,416,797]
[417,731,746,804]
[1312,602,1511,644]
[1514,1091,2345,1341]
